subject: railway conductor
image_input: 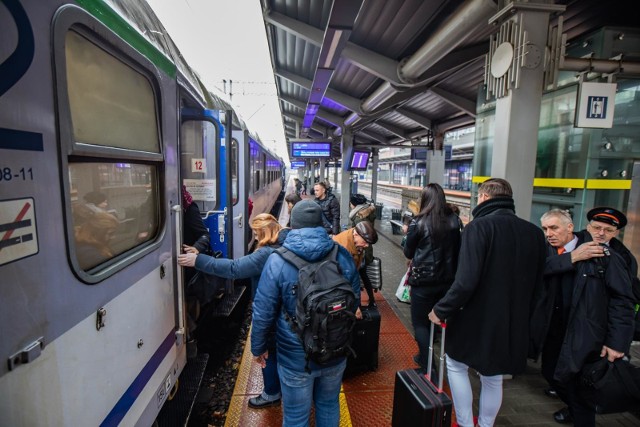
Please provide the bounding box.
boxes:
[532,208,635,426]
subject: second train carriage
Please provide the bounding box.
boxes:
[0,0,283,425]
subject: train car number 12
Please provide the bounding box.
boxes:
[1,167,34,182]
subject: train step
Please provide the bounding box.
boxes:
[208,285,247,317]
[155,353,209,427]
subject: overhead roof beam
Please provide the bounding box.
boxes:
[375,121,408,140]
[275,68,362,112]
[429,87,477,118]
[264,10,402,85]
[357,129,389,144]
[281,95,345,128]
[396,107,433,131]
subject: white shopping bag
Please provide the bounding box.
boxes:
[395,268,411,303]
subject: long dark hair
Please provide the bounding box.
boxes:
[415,183,451,239]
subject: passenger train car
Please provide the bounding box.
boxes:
[0,1,283,425]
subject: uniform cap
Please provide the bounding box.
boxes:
[586,207,627,229]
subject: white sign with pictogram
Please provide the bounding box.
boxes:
[0,198,38,266]
[575,82,617,128]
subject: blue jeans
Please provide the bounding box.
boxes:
[410,283,449,368]
[262,332,281,399]
[277,359,346,427]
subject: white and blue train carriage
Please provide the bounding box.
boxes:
[0,0,283,425]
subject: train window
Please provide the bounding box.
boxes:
[181,120,218,211]
[231,138,238,205]
[69,163,159,271]
[65,31,160,153]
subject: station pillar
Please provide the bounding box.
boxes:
[489,3,563,220]
[371,148,379,202]
[426,132,445,186]
[339,132,353,230]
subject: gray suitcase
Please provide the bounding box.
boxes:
[365,256,382,290]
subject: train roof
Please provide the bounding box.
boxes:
[102,0,250,131]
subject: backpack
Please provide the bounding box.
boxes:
[276,245,357,369]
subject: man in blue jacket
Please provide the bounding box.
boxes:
[251,199,360,426]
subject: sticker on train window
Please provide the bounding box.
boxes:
[183,179,216,202]
[191,158,207,174]
[0,198,38,266]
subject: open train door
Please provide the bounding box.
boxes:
[180,108,228,257]
[231,128,251,258]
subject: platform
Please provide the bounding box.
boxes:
[227,184,640,426]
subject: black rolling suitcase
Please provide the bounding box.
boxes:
[392,323,452,426]
[344,305,381,376]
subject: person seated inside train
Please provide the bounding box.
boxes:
[74,211,119,270]
[178,213,289,409]
[83,190,118,217]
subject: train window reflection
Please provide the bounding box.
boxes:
[69,162,159,271]
[65,31,160,153]
[181,120,218,211]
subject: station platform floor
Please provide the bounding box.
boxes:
[229,184,640,426]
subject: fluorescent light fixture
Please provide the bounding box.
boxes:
[323,29,343,68]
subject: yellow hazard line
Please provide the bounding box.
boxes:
[226,325,353,426]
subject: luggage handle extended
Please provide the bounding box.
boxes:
[427,321,446,393]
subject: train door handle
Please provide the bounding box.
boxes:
[171,205,186,345]
[233,214,243,228]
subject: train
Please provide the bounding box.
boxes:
[0,1,284,425]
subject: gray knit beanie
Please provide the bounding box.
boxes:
[290,199,323,229]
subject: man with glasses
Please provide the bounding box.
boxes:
[532,208,635,426]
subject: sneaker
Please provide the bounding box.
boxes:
[248,395,281,409]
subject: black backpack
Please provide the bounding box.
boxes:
[277,245,357,369]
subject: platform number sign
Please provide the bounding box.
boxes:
[0,198,38,266]
[575,82,617,128]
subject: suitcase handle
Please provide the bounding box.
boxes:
[427,322,446,392]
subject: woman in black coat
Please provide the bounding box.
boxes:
[403,183,462,369]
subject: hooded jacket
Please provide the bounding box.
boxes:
[251,226,360,371]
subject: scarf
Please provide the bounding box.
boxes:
[471,196,515,219]
[182,185,193,210]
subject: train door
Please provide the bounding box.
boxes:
[231,129,250,258]
[180,108,227,256]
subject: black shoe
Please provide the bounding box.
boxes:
[553,407,573,424]
[248,395,281,409]
[544,387,558,398]
[368,301,377,307]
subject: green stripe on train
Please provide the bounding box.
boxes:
[75,0,177,78]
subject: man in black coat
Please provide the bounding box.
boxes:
[313,181,340,235]
[428,178,546,427]
[531,208,635,426]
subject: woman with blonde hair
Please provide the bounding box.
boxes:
[178,212,288,409]
[75,211,119,270]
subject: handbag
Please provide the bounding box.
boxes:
[395,267,411,303]
[578,356,640,414]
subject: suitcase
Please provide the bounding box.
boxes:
[344,305,381,376]
[392,323,452,427]
[365,257,382,290]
